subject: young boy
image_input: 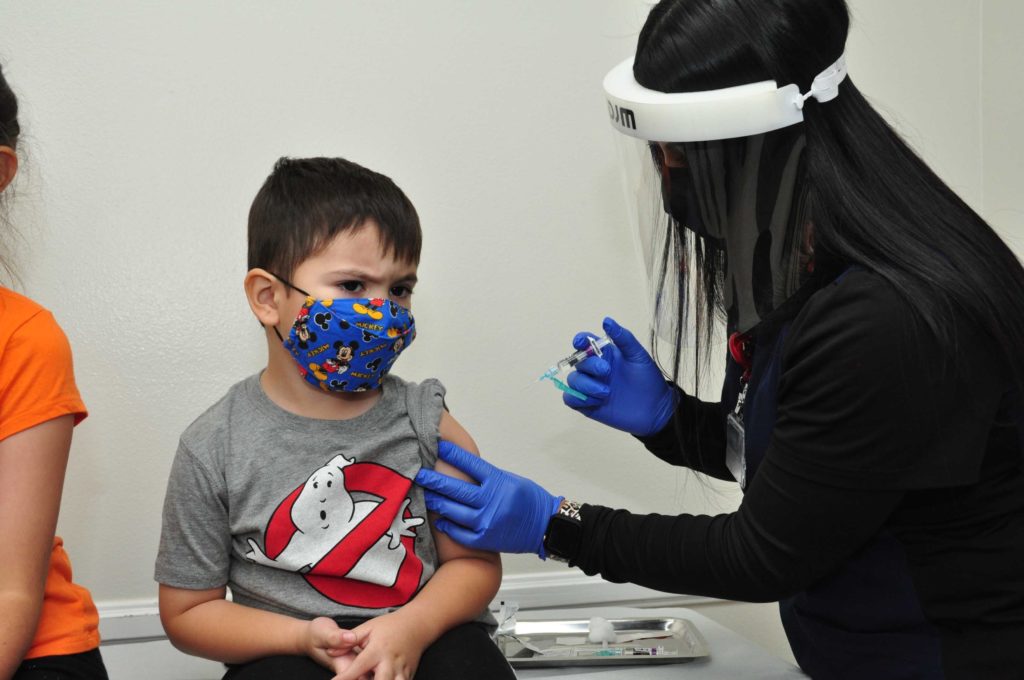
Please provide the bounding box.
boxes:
[155,157,515,680]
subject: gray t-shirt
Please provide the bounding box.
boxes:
[155,373,449,620]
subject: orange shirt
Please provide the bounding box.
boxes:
[0,287,99,658]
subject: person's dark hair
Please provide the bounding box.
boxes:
[0,62,21,282]
[635,0,1024,396]
[0,63,19,150]
[248,157,421,280]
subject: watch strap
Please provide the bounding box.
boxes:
[543,498,583,563]
[557,499,582,521]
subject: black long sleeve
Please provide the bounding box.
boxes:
[567,269,1022,609]
[636,386,733,481]
[573,457,903,601]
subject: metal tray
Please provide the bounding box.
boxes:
[495,617,709,668]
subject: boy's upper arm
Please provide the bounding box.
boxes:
[436,410,479,475]
[432,411,500,566]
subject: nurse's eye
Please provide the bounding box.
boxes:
[653,142,687,169]
[663,145,687,169]
[389,285,413,299]
[338,280,364,294]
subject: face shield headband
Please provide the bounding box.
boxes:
[603,54,847,142]
[604,55,846,333]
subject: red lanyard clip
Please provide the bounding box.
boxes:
[728,332,753,383]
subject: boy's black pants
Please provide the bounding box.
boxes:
[223,620,515,680]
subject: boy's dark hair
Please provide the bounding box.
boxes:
[248,157,421,279]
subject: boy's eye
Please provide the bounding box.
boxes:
[338,281,364,293]
[389,286,413,299]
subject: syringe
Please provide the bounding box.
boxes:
[540,335,613,381]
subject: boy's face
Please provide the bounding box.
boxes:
[281,221,418,324]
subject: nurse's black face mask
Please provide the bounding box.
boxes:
[652,143,719,243]
[648,132,811,333]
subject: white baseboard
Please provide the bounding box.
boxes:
[99,572,713,645]
[98,600,164,645]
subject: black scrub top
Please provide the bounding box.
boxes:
[568,268,1024,679]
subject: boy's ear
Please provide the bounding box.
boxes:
[0,147,19,193]
[245,268,283,327]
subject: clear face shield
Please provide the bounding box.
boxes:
[605,55,847,335]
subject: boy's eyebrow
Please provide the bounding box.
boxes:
[327,269,418,283]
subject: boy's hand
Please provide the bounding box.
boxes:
[302,617,362,675]
[331,610,429,680]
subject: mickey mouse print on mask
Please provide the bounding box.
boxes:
[273,276,416,393]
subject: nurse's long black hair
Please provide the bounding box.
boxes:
[635,0,1024,408]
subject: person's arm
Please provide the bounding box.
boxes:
[0,415,74,678]
[571,456,904,601]
[335,411,501,680]
[562,318,733,479]
[421,273,959,596]
[636,386,733,480]
[572,272,978,599]
[417,422,901,601]
[158,585,358,668]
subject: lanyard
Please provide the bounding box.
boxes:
[728,331,753,418]
[724,265,847,421]
[725,331,753,488]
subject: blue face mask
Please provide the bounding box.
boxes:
[273,278,416,393]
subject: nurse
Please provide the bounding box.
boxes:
[416,0,1024,677]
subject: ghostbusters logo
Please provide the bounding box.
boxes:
[245,454,425,608]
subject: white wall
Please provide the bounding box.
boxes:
[1,0,1020,669]
[1,0,650,600]
[847,0,983,209]
[983,0,1024,248]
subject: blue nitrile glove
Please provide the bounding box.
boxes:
[563,317,677,437]
[415,440,562,557]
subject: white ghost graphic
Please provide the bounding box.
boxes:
[245,454,424,586]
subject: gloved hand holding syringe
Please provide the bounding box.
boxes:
[540,317,677,437]
[539,334,612,401]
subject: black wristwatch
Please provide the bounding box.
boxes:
[543,499,583,563]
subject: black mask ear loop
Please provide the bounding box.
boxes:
[267,272,312,343]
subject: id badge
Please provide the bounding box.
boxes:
[725,412,747,489]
